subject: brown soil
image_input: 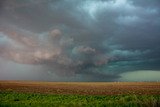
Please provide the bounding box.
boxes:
[0,81,160,95]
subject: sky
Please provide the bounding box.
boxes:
[0,0,160,82]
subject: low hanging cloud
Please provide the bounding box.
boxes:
[0,0,160,81]
[0,26,61,64]
[72,46,96,54]
[0,25,111,80]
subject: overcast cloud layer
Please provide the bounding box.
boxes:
[0,0,160,81]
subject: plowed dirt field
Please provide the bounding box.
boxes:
[0,81,160,95]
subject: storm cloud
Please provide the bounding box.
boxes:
[0,0,160,81]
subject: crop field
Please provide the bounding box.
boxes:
[0,81,160,107]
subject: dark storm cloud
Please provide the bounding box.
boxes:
[0,0,160,81]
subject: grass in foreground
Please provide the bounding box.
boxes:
[0,92,160,107]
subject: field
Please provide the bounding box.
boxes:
[0,81,160,107]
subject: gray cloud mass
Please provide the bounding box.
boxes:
[0,0,160,81]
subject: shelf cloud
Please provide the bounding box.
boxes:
[0,0,160,81]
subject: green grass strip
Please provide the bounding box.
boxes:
[0,91,160,107]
